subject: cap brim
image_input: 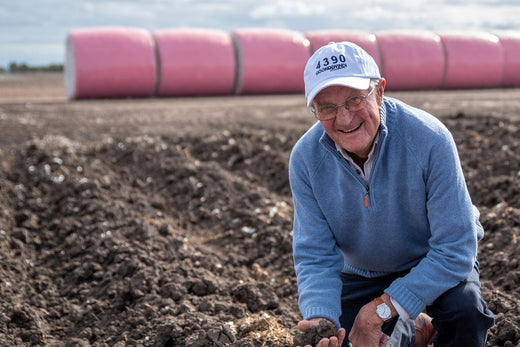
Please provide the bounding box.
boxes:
[306,77,371,106]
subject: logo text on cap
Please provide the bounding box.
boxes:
[315,54,347,76]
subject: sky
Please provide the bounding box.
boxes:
[2,0,520,69]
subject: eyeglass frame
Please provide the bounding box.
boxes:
[310,86,377,121]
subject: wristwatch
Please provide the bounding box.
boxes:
[374,297,392,322]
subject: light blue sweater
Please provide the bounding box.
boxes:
[289,97,483,328]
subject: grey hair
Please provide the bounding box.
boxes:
[370,78,381,89]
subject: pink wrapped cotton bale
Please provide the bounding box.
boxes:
[495,31,520,87]
[231,28,311,95]
[65,27,157,99]
[375,31,445,91]
[439,31,504,89]
[305,30,382,70]
[154,28,235,96]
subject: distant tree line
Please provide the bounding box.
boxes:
[0,62,64,73]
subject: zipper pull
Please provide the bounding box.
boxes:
[364,186,369,208]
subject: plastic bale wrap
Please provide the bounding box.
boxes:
[439,31,504,89]
[304,30,382,72]
[375,31,445,91]
[154,28,235,96]
[231,28,311,95]
[495,31,520,87]
[65,27,157,99]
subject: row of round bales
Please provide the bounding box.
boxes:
[64,27,520,99]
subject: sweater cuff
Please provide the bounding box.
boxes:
[303,306,342,330]
[385,282,425,319]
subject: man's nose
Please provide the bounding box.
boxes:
[336,104,353,119]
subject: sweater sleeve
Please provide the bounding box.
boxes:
[289,144,345,329]
[385,125,482,319]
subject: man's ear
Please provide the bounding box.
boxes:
[377,78,386,105]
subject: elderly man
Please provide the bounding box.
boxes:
[289,41,494,346]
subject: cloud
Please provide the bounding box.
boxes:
[1,0,520,68]
[249,1,325,19]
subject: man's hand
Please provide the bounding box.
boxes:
[297,318,346,347]
[348,301,387,347]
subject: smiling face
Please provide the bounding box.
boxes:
[312,80,385,160]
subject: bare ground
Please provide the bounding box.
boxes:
[0,73,519,346]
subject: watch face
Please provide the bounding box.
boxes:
[376,303,392,320]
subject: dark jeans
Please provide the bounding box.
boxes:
[338,262,494,347]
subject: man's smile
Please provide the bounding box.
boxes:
[339,122,362,134]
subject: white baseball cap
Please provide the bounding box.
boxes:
[304,41,381,106]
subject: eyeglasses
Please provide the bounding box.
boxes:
[311,87,376,121]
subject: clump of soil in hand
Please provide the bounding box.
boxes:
[293,320,338,346]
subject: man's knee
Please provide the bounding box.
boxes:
[430,278,487,320]
[426,276,494,346]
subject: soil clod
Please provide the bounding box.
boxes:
[293,319,338,347]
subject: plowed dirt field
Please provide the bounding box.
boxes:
[1,73,519,346]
